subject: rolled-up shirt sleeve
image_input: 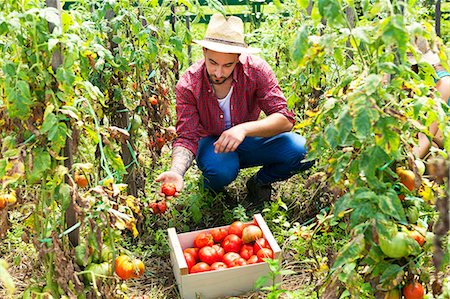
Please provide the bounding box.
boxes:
[173,82,201,155]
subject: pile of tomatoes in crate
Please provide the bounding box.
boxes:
[183,219,274,274]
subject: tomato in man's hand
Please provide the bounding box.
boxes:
[221,234,242,253]
[193,232,214,248]
[161,182,177,196]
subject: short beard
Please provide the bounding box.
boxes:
[208,74,230,85]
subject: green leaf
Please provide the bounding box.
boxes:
[41,113,58,134]
[318,0,346,27]
[380,15,408,61]
[6,80,33,120]
[336,109,352,145]
[325,125,339,149]
[359,146,390,187]
[205,0,225,15]
[376,189,406,222]
[350,202,376,227]
[353,108,371,140]
[292,26,309,66]
[48,122,68,152]
[59,183,71,211]
[29,148,51,184]
[104,146,126,175]
[375,117,401,154]
[379,263,404,286]
[331,234,365,271]
[351,26,371,44]
[363,74,382,96]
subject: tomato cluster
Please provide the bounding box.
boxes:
[183,219,274,274]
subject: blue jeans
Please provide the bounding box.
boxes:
[196,132,313,192]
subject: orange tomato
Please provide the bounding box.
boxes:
[114,255,145,280]
[75,174,88,188]
[0,196,6,210]
[396,167,415,191]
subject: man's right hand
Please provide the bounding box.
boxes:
[155,171,184,199]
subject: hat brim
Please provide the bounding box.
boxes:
[193,39,260,54]
[420,50,440,65]
[407,50,440,66]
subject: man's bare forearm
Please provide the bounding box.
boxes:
[170,146,195,177]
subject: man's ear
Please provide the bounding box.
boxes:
[202,47,207,55]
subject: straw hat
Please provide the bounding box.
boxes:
[193,14,260,54]
[407,35,440,65]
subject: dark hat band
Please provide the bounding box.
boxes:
[204,37,248,48]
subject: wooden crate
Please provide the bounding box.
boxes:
[167,214,281,299]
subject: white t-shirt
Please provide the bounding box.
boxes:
[217,86,233,129]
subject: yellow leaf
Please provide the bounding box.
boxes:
[294,118,312,130]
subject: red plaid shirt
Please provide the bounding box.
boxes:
[173,54,295,155]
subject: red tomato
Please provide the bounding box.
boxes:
[222,234,243,253]
[194,232,214,248]
[210,227,228,243]
[253,238,270,253]
[239,244,254,260]
[157,201,167,213]
[235,257,247,266]
[212,244,225,261]
[190,262,210,274]
[183,253,196,272]
[403,281,424,299]
[247,255,259,264]
[222,252,241,267]
[228,221,246,238]
[161,182,177,196]
[198,246,219,265]
[210,262,228,271]
[183,248,199,262]
[256,248,274,262]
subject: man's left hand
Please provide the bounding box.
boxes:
[213,125,246,153]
